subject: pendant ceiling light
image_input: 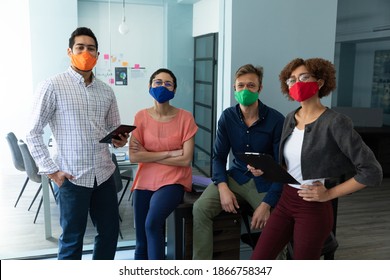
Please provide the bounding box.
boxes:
[118,0,129,35]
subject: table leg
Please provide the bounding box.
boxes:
[42,176,52,239]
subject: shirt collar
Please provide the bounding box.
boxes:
[235,100,267,124]
[67,66,95,86]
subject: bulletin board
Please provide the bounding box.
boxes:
[95,53,147,87]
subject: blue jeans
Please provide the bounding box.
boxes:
[57,175,119,260]
[133,184,184,260]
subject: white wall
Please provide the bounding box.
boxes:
[30,0,78,144]
[30,0,78,89]
[0,0,32,173]
[79,1,194,124]
[0,0,32,140]
[78,2,164,125]
[0,0,77,174]
[193,0,219,37]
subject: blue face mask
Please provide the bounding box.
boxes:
[149,86,175,103]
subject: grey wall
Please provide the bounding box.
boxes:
[221,0,338,117]
[166,1,194,113]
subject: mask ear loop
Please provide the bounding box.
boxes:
[317,79,324,90]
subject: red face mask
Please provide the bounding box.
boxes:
[289,81,319,102]
[70,51,97,71]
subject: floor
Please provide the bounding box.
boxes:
[1,164,389,260]
[0,170,137,260]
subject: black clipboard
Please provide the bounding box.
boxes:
[99,124,136,143]
[236,152,300,184]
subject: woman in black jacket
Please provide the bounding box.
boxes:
[251,57,383,260]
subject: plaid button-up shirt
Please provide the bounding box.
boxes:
[26,67,121,188]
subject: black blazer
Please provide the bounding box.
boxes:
[280,108,383,187]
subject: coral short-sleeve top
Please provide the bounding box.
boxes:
[131,108,198,192]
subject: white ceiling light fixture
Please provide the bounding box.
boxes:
[118,0,129,35]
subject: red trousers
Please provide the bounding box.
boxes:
[251,184,333,260]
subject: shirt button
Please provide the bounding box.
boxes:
[246,144,250,147]
[246,131,249,133]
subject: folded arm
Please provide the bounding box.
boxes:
[129,135,194,167]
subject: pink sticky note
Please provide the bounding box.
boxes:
[134,64,140,69]
[104,54,110,60]
[109,78,114,84]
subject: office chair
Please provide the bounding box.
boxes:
[111,153,133,209]
[5,132,30,207]
[111,153,132,239]
[111,153,134,202]
[112,153,124,194]
[17,140,56,224]
[117,170,133,206]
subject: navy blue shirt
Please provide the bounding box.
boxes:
[212,100,285,207]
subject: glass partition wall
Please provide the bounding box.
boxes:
[193,33,218,177]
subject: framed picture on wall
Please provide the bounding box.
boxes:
[115,67,128,86]
[371,50,390,113]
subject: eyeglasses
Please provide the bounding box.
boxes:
[152,79,174,88]
[73,44,97,52]
[235,82,259,91]
[285,73,314,87]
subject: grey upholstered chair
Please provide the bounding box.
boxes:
[17,140,55,223]
[5,132,30,207]
[111,153,127,239]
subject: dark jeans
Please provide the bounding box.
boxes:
[57,174,119,260]
[133,184,184,260]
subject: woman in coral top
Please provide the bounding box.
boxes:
[129,68,198,260]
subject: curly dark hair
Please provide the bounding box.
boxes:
[279,58,336,100]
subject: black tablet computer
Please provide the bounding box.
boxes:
[99,125,136,143]
[236,152,300,184]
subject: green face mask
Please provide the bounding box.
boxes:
[234,89,258,106]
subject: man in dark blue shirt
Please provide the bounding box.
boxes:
[192,64,285,259]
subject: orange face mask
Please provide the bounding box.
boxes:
[70,51,98,71]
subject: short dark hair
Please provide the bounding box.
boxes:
[68,27,98,50]
[279,57,336,100]
[149,68,177,90]
[235,64,264,85]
